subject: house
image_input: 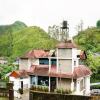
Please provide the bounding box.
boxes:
[9,70,30,97]
[17,40,92,95]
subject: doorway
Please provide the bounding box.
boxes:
[50,77,56,92]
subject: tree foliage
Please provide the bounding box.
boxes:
[0,23,58,59]
[74,27,100,82]
[0,63,18,79]
[96,20,100,28]
[74,27,100,52]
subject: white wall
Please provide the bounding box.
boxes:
[84,76,90,95]
[74,76,91,95]
[19,58,28,70]
[10,77,20,90]
[72,48,77,59]
[9,77,30,90]
[58,48,72,59]
[58,59,72,73]
[74,77,84,95]
[19,58,39,70]
[72,48,79,72]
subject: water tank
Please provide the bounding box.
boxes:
[62,21,68,29]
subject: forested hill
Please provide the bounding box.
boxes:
[0,21,57,59]
[0,21,27,35]
[12,26,57,58]
[74,27,100,53]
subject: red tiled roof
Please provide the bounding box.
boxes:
[27,65,49,76]
[28,65,92,79]
[73,65,92,78]
[21,50,50,58]
[9,70,28,78]
[56,40,77,48]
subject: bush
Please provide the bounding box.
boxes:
[55,88,72,94]
[30,85,48,92]
[18,88,23,94]
[96,20,100,28]
[90,85,100,89]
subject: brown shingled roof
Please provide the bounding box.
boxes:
[73,65,92,78]
[21,50,50,58]
[28,65,92,79]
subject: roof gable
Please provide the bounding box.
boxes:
[9,71,19,78]
[21,50,51,58]
[9,70,28,78]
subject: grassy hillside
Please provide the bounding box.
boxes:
[0,24,57,58]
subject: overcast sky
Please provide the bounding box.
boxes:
[0,0,100,36]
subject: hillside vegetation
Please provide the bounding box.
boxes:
[74,27,100,82]
[74,27,100,52]
[12,26,57,58]
[0,21,27,35]
[0,21,57,59]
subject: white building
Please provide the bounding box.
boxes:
[19,41,91,95]
[9,70,30,97]
[11,40,92,96]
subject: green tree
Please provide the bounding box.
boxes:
[96,20,100,28]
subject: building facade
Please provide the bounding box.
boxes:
[11,40,92,95]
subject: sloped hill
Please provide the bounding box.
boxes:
[12,26,57,58]
[0,25,57,58]
[74,27,100,52]
[0,21,27,35]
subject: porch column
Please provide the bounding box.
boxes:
[56,77,58,89]
[85,76,90,95]
[49,77,51,92]
[76,79,80,94]
[56,48,59,73]
[35,76,38,86]
[71,78,74,91]
[49,58,51,73]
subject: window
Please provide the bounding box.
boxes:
[39,58,49,65]
[38,76,49,86]
[51,59,56,65]
[30,75,36,85]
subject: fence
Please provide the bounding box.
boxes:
[91,96,100,100]
[0,82,14,100]
[29,90,93,100]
